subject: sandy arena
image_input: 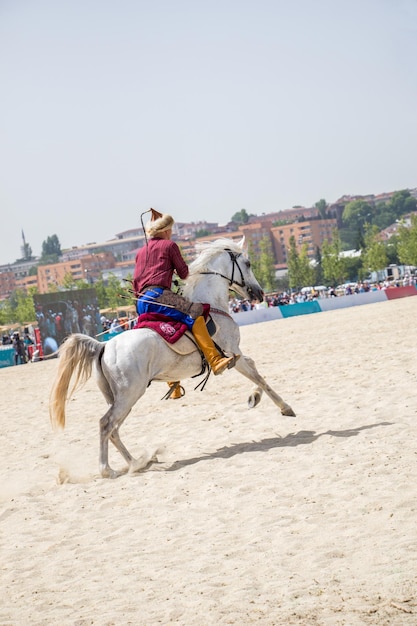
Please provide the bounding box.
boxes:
[1,296,416,625]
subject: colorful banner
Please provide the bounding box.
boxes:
[232,286,417,326]
[33,289,101,355]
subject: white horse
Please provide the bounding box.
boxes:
[50,237,295,478]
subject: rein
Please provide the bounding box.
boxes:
[210,307,233,320]
[198,249,246,290]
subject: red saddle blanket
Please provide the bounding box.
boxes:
[133,305,210,344]
[133,313,188,344]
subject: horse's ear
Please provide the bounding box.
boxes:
[238,236,245,250]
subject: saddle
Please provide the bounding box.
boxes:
[133,313,216,355]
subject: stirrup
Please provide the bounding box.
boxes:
[226,354,240,369]
[163,382,185,400]
[212,353,240,376]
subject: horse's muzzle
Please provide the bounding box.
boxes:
[248,285,264,302]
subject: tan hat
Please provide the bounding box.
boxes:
[146,208,174,237]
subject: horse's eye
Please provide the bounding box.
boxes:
[245,260,251,268]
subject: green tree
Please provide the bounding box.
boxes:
[74,279,90,289]
[287,236,314,288]
[338,227,357,250]
[105,274,124,311]
[397,214,417,265]
[2,288,37,324]
[94,277,108,309]
[366,191,416,232]
[344,256,363,282]
[321,231,347,285]
[372,202,396,230]
[231,209,251,224]
[389,190,417,220]
[275,275,290,292]
[39,234,62,264]
[123,273,134,304]
[342,200,373,231]
[361,225,388,274]
[385,235,399,265]
[0,297,14,325]
[287,236,300,289]
[299,244,315,287]
[62,272,78,290]
[247,241,260,282]
[315,198,328,219]
[257,237,276,292]
[43,234,61,256]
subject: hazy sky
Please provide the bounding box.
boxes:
[1,0,417,264]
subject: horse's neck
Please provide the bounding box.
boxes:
[184,275,229,311]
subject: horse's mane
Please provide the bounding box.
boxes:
[188,237,245,276]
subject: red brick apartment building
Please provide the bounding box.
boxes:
[15,274,39,292]
[271,219,337,264]
[37,252,116,293]
[0,270,15,299]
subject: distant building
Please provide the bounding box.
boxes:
[378,211,417,241]
[37,252,116,293]
[271,219,337,264]
[61,234,146,262]
[239,221,275,257]
[0,270,16,300]
[249,206,319,224]
[15,274,39,292]
[0,258,38,280]
[174,221,224,238]
[101,259,136,284]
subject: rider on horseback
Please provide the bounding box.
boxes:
[133,209,238,397]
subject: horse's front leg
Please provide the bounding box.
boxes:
[110,427,134,464]
[110,428,158,474]
[235,354,296,416]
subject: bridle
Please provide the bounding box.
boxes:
[199,249,247,290]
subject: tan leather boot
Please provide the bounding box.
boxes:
[192,316,239,376]
[167,381,184,399]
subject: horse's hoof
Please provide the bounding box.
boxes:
[128,449,159,474]
[248,392,261,409]
[281,406,296,417]
[100,467,120,479]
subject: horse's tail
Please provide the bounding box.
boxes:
[49,333,104,430]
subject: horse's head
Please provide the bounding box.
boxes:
[223,239,265,302]
[189,237,264,303]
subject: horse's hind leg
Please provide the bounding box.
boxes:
[99,406,123,478]
[99,403,138,478]
[235,354,296,416]
[99,397,156,478]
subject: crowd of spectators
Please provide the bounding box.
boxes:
[100,314,136,335]
[228,275,417,313]
[1,327,35,365]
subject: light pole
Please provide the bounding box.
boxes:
[84,269,93,285]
